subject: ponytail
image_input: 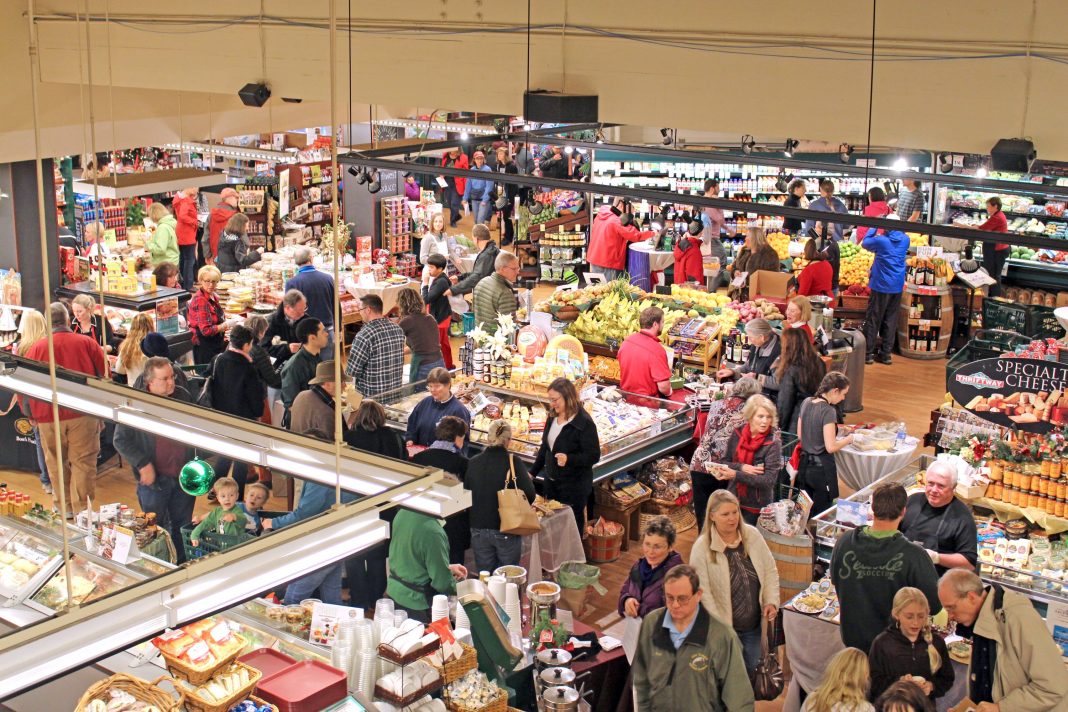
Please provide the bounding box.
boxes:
[815,370,850,398]
[923,625,943,673]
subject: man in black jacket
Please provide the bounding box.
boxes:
[280,318,327,416]
[448,224,498,297]
[113,357,196,562]
[260,289,309,364]
[209,324,265,496]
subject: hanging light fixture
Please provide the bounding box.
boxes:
[741,135,756,155]
[660,128,674,146]
[892,157,908,171]
[838,143,854,163]
[595,129,606,144]
[775,170,793,193]
[783,138,799,157]
[366,170,382,194]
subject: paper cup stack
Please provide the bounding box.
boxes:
[504,583,522,638]
[431,595,450,622]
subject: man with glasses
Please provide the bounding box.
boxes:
[938,569,1067,712]
[472,251,519,335]
[345,294,405,398]
[633,564,754,712]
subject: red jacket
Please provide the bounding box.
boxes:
[588,205,655,271]
[798,260,834,297]
[979,210,1009,250]
[25,329,107,421]
[441,153,469,196]
[673,236,704,284]
[206,203,238,259]
[172,193,200,246]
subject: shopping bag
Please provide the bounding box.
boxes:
[498,455,541,536]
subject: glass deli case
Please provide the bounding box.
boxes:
[378,379,696,482]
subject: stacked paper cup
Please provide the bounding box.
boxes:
[505,583,522,638]
[431,595,450,622]
[487,576,508,608]
[454,597,470,631]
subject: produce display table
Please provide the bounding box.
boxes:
[834,437,920,492]
[522,506,585,578]
[343,275,414,316]
[782,606,967,712]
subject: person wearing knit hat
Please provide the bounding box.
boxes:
[131,332,191,393]
[463,150,495,226]
[716,318,782,397]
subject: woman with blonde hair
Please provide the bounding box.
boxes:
[714,394,782,524]
[689,489,779,673]
[70,293,117,353]
[9,310,52,493]
[146,202,179,266]
[868,586,953,702]
[465,420,535,571]
[114,312,155,384]
[800,647,875,712]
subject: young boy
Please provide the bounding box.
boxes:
[421,253,454,369]
[239,481,270,533]
[190,477,247,547]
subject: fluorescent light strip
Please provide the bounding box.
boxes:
[116,409,263,465]
[373,119,497,135]
[0,374,115,419]
[0,613,170,699]
[163,142,299,164]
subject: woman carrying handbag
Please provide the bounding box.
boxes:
[465,420,536,572]
[531,378,601,539]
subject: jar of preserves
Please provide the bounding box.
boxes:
[988,482,1003,501]
[1041,459,1052,477]
[1018,471,1032,491]
[1058,478,1068,499]
[1052,458,1063,478]
[1043,496,1056,514]
[1006,486,1018,506]
[1055,498,1066,518]
[1004,468,1016,487]
[1039,476,1050,496]
[989,460,1004,481]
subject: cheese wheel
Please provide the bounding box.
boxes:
[546,334,583,361]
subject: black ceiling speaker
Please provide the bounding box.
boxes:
[523,90,598,123]
[990,138,1036,172]
[238,82,271,108]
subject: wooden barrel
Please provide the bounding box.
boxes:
[758,527,815,605]
[897,284,954,360]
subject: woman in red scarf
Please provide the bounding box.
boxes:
[711,395,783,524]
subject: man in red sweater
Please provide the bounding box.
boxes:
[26,302,107,516]
[173,186,200,290]
[588,198,656,281]
[205,187,239,265]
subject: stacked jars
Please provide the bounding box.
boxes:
[986,459,1068,518]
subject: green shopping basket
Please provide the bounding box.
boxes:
[180,523,255,561]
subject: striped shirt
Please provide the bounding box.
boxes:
[895,188,925,221]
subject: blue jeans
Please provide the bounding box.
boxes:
[591,265,624,282]
[179,244,197,291]
[283,562,344,605]
[33,427,49,486]
[471,528,522,573]
[415,358,446,382]
[136,476,196,564]
[470,199,493,225]
[736,626,763,674]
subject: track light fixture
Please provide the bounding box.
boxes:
[774,170,793,194]
[938,153,955,174]
[783,138,799,157]
[660,128,674,146]
[960,243,980,274]
[595,129,606,144]
[495,194,509,210]
[838,143,854,163]
[354,168,370,185]
[366,171,381,194]
[883,181,898,198]
[741,135,756,155]
[347,165,362,178]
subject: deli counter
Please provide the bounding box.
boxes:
[378,378,696,483]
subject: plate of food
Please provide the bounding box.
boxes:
[948,639,972,664]
[791,592,829,615]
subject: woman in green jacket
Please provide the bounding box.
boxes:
[147,202,180,267]
[386,508,467,622]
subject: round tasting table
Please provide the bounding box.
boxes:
[627,243,673,291]
[343,276,414,316]
[782,606,967,712]
[835,437,920,492]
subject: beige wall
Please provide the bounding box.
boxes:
[7,1,1068,162]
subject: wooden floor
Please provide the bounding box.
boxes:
[0,214,949,709]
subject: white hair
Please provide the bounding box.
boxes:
[926,460,958,487]
[939,568,983,598]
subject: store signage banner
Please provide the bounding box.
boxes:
[949,357,1068,433]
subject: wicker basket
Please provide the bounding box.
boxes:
[442,643,479,684]
[75,673,183,712]
[584,529,624,563]
[180,662,262,712]
[593,482,650,508]
[839,294,870,311]
[444,686,508,712]
[248,694,279,712]
[378,636,441,665]
[639,505,696,535]
[162,644,245,685]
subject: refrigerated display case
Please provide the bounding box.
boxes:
[810,454,1067,616]
[378,379,696,482]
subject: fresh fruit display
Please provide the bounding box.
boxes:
[908,233,928,249]
[534,279,646,311]
[705,306,741,332]
[791,256,810,272]
[567,293,686,345]
[766,231,792,259]
[725,299,785,322]
[839,244,875,287]
[842,285,871,297]
[669,284,732,311]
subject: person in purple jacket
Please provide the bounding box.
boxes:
[618,517,685,618]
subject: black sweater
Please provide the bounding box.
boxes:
[422,274,452,324]
[259,304,309,363]
[776,364,816,434]
[530,408,601,492]
[344,426,407,461]
[869,623,954,702]
[411,447,468,482]
[465,446,535,530]
[210,350,265,420]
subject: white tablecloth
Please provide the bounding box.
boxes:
[835,437,920,492]
[522,507,585,578]
[343,276,414,316]
[782,607,967,712]
[629,242,674,271]
[459,255,477,273]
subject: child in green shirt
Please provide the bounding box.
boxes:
[190,477,247,547]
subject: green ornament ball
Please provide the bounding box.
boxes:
[179,458,216,496]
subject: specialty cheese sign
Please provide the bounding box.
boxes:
[949,357,1068,433]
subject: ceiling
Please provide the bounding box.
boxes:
[6,1,1068,163]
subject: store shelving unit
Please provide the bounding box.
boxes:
[380,195,413,254]
[74,196,128,242]
[276,160,339,239]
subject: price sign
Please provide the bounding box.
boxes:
[916,245,944,259]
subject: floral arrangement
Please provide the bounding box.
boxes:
[468,313,517,362]
[319,221,351,257]
[950,427,1068,464]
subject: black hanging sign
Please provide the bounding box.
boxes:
[949,357,1068,433]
